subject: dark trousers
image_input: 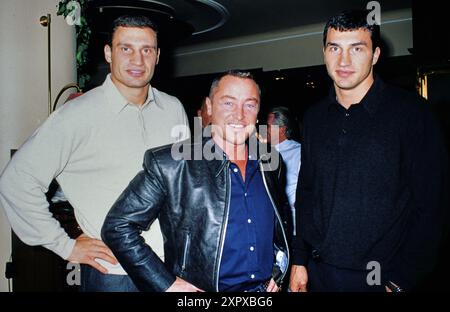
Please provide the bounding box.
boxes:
[79,264,139,292]
[307,259,384,292]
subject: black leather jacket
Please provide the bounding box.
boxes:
[102,137,291,292]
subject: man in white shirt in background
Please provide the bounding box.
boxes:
[0,15,190,291]
[197,97,211,128]
[267,107,301,236]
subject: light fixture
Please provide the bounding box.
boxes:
[306,81,315,89]
[85,0,230,42]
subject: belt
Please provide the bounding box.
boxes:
[244,280,270,292]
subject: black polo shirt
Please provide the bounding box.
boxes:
[293,76,448,289]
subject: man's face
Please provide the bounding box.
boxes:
[104,26,160,93]
[266,113,282,145]
[324,28,380,93]
[206,76,260,148]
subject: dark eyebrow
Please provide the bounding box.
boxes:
[117,43,157,49]
[351,42,368,47]
[326,42,368,47]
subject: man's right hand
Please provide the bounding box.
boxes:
[67,234,118,274]
[289,265,308,292]
[166,277,204,292]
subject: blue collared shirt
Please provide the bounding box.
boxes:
[218,159,275,292]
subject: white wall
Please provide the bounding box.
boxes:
[174,9,413,77]
[0,0,76,292]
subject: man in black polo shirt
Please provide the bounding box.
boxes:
[289,9,448,292]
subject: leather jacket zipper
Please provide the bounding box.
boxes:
[215,161,231,291]
[259,162,290,283]
[181,232,191,272]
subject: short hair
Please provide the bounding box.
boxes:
[209,70,261,99]
[268,106,296,139]
[109,15,158,46]
[323,9,380,51]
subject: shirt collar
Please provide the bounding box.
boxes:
[103,74,157,114]
[275,139,296,152]
[202,135,275,177]
[328,75,384,115]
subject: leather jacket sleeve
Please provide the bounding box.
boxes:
[101,150,176,291]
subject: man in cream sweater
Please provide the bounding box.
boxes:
[0,15,189,291]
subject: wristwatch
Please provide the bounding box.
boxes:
[386,281,403,292]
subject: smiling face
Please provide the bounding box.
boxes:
[206,75,260,151]
[104,26,160,96]
[324,28,380,96]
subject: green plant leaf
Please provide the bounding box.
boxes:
[57,0,91,87]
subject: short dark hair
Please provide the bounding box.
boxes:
[323,9,380,51]
[109,15,158,46]
[209,70,261,98]
[268,106,295,139]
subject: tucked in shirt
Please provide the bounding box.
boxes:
[219,159,275,291]
[0,74,190,274]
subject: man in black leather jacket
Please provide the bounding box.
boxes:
[101,70,291,292]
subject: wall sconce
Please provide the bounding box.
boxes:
[418,73,428,100]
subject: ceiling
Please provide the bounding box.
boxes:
[180,0,412,46]
[87,0,412,47]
